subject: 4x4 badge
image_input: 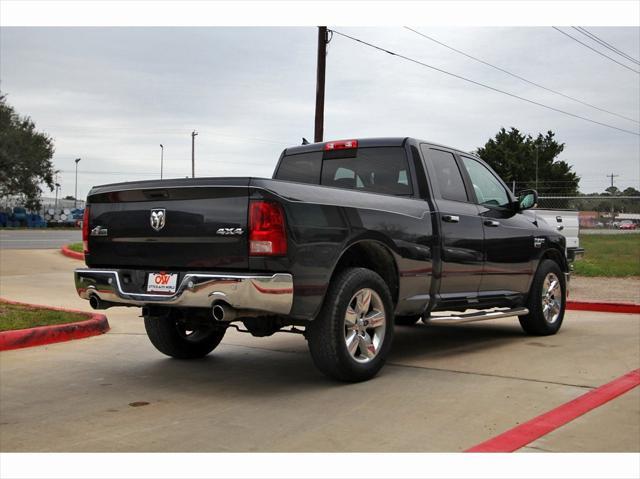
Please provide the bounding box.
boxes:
[150,209,166,232]
[534,237,545,248]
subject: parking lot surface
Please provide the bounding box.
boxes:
[0,250,638,452]
[0,229,81,249]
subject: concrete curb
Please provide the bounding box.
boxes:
[567,300,640,314]
[0,298,109,351]
[61,245,84,261]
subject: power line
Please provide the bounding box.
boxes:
[404,27,639,124]
[573,27,640,66]
[329,29,640,137]
[552,27,640,74]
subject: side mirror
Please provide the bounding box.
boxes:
[517,189,538,210]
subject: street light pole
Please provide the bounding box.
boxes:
[534,146,539,192]
[74,158,81,208]
[160,144,164,179]
[191,131,198,178]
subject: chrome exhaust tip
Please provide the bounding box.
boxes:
[212,303,236,322]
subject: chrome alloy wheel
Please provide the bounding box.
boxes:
[343,288,386,363]
[541,272,562,324]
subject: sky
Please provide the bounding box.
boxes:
[1,26,639,201]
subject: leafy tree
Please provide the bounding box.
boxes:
[476,128,580,198]
[63,195,75,200]
[0,93,56,210]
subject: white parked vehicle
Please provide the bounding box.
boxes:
[533,209,584,263]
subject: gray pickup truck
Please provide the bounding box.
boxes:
[75,137,568,382]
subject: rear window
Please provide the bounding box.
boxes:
[275,147,413,196]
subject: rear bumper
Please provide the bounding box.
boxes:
[74,269,293,316]
[567,247,585,262]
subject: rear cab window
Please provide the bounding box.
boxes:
[275,147,413,197]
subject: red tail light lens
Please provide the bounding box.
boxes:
[324,139,358,150]
[82,206,90,254]
[249,201,287,256]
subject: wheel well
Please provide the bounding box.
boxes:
[331,241,399,306]
[541,247,568,272]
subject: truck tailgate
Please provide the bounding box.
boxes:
[86,180,250,270]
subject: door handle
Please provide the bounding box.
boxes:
[484,220,500,227]
[442,215,460,223]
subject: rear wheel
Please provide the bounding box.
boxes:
[519,259,566,336]
[144,309,226,359]
[307,267,394,382]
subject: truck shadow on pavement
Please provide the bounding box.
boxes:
[87,321,533,397]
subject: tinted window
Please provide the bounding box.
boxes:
[320,147,412,196]
[426,148,468,202]
[461,156,510,208]
[275,152,322,184]
[276,147,412,196]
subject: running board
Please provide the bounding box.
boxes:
[425,307,529,325]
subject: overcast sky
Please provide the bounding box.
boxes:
[1,26,639,200]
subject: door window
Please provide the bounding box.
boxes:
[461,157,511,208]
[425,148,468,202]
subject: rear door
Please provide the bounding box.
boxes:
[421,145,484,302]
[459,155,536,295]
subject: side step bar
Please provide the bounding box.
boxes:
[425,307,529,325]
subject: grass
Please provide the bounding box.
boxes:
[0,301,89,332]
[67,242,84,253]
[574,234,640,277]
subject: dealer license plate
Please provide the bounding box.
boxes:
[147,272,178,294]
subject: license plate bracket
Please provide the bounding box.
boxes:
[146,272,179,294]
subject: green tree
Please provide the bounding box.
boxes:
[0,93,56,210]
[476,127,580,198]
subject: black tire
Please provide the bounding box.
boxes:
[519,259,566,336]
[144,310,226,359]
[307,267,394,382]
[394,315,422,326]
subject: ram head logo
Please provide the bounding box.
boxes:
[150,209,166,232]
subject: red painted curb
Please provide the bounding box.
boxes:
[567,300,640,314]
[465,368,640,452]
[61,245,84,261]
[0,298,109,351]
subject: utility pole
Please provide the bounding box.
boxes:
[160,144,164,179]
[74,158,81,208]
[191,131,198,178]
[607,172,619,228]
[314,26,328,143]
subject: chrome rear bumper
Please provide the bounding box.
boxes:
[74,269,293,316]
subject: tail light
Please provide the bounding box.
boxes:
[82,206,90,254]
[249,201,287,256]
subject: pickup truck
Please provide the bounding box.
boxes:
[75,137,568,382]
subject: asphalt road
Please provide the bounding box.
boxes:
[0,250,638,452]
[0,229,81,249]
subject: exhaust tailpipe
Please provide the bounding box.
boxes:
[212,302,260,322]
[89,294,115,310]
[212,303,237,322]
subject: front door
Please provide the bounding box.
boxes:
[459,155,536,296]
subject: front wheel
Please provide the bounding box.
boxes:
[144,309,226,359]
[519,259,566,336]
[307,267,394,382]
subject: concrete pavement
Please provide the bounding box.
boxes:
[0,250,638,452]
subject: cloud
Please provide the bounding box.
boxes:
[1,26,638,199]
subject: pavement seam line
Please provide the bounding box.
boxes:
[386,361,597,390]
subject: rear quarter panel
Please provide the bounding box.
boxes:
[249,179,435,320]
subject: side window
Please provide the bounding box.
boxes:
[426,148,468,202]
[275,152,322,184]
[461,157,511,208]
